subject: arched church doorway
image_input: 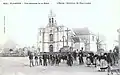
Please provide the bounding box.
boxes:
[49,45,53,52]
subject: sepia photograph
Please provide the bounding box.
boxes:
[0,0,120,75]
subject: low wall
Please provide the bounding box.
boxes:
[0,51,91,57]
[0,53,27,57]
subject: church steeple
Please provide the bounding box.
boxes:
[48,10,56,27]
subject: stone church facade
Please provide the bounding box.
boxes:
[38,11,74,52]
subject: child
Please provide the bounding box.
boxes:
[39,56,42,65]
[35,55,38,66]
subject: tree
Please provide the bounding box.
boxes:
[81,38,90,51]
[96,34,104,52]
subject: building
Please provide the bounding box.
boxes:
[37,11,101,52]
[72,27,97,52]
[38,11,74,52]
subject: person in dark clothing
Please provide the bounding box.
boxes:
[67,52,73,66]
[48,55,51,65]
[55,54,59,66]
[107,50,113,66]
[39,56,42,65]
[113,49,119,65]
[52,55,55,66]
[29,53,34,67]
[65,55,67,60]
[43,52,47,66]
[73,50,77,61]
[78,53,83,65]
[50,55,53,65]
[93,53,99,67]
[89,52,94,65]
[99,53,107,61]
[35,55,38,66]
[99,52,108,71]
[58,54,61,63]
[78,50,84,64]
[86,53,92,66]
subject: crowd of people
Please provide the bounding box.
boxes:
[86,49,119,71]
[28,48,119,72]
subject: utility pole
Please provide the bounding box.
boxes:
[65,28,71,46]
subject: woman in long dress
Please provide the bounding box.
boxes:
[99,53,108,71]
[86,53,92,67]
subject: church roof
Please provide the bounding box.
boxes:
[72,37,80,43]
[72,27,90,35]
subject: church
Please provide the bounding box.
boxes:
[38,11,98,52]
[38,11,75,52]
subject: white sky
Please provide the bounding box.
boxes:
[0,0,120,50]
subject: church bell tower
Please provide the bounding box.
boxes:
[48,10,56,27]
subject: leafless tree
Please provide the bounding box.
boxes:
[81,38,90,51]
[96,34,103,52]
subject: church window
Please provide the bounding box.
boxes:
[40,30,41,36]
[49,45,53,52]
[92,36,94,41]
[52,18,54,24]
[49,18,51,24]
[50,34,53,41]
